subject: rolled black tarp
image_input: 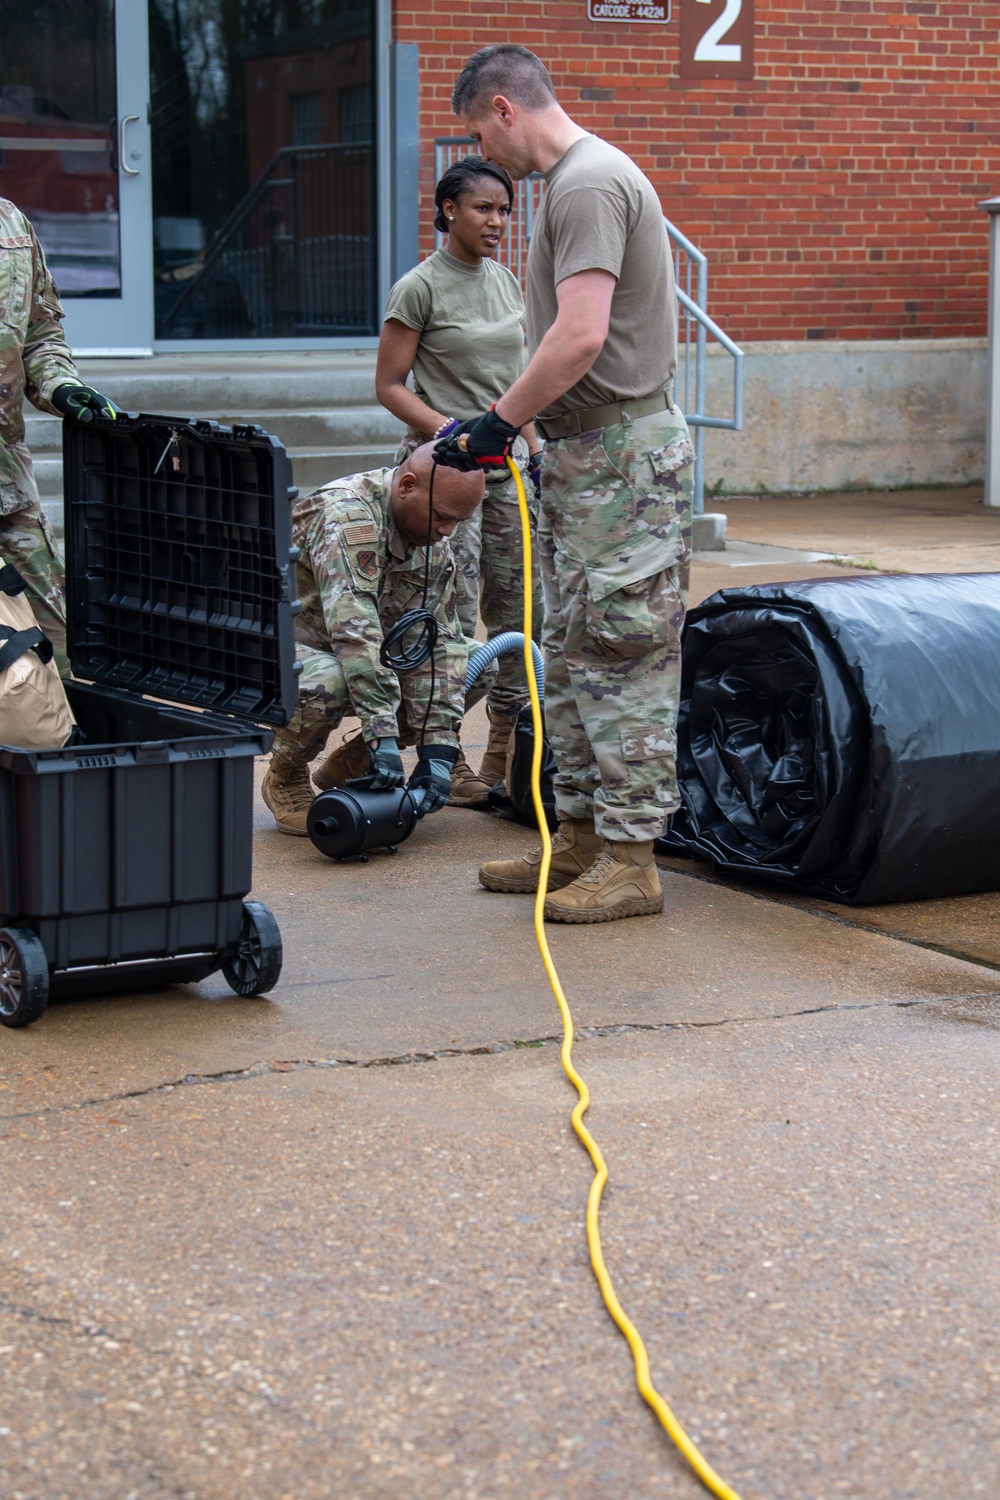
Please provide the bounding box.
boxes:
[662,573,1000,904]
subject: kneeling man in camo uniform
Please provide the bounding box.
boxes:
[262,443,486,835]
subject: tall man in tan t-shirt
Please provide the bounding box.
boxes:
[434,44,695,924]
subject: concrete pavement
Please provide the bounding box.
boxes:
[709,484,1000,578]
[2,487,1000,1498]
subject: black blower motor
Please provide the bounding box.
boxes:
[307,634,543,861]
[307,782,427,861]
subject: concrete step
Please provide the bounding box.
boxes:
[40,447,400,537]
[74,351,382,414]
[37,435,401,496]
[289,445,399,493]
[48,474,728,552]
[25,348,727,549]
[41,494,63,536]
[33,455,63,500]
[27,406,405,454]
[29,381,404,537]
[219,408,403,450]
[24,413,62,454]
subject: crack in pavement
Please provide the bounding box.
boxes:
[660,860,1000,976]
[0,1291,284,1415]
[0,1294,119,1343]
[0,990,993,1125]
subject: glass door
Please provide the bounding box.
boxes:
[0,1,153,353]
[149,0,378,344]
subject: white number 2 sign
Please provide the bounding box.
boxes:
[681,0,753,78]
[693,0,743,64]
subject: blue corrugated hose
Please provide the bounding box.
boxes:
[465,632,545,699]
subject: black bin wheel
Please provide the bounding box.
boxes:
[222,901,283,998]
[0,928,50,1029]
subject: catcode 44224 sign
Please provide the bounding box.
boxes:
[588,0,670,22]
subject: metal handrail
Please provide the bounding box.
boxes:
[433,136,746,512]
[160,141,368,333]
[677,288,745,430]
[666,215,745,513]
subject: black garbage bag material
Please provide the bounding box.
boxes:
[662,573,1000,904]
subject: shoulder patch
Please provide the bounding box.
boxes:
[353,547,380,583]
[341,520,381,586]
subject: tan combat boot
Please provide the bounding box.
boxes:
[262,761,316,836]
[478,707,518,789]
[448,752,492,808]
[313,728,370,791]
[543,839,663,923]
[478,816,602,894]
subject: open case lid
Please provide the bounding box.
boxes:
[63,414,300,727]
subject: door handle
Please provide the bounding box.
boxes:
[119,114,140,175]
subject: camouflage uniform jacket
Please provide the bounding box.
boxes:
[0,198,80,516]
[293,468,468,747]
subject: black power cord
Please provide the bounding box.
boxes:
[378,459,441,746]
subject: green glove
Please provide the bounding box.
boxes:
[51,383,122,424]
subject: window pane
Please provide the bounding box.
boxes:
[292,93,325,148]
[0,0,120,298]
[150,0,377,340]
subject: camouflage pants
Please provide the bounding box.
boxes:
[397,431,542,715]
[271,647,354,773]
[0,501,68,678]
[271,647,490,773]
[537,405,694,843]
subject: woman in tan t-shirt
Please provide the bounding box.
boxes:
[375,157,542,808]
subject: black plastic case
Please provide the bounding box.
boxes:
[0,414,300,1026]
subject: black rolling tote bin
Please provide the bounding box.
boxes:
[0,414,299,1028]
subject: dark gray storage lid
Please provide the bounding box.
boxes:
[63,415,300,727]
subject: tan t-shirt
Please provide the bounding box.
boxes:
[526,135,677,419]
[383,249,526,420]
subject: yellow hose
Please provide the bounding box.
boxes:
[507,456,741,1500]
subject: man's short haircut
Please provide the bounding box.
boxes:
[405,442,486,509]
[451,46,557,119]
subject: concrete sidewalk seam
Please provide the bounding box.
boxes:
[4,988,996,1125]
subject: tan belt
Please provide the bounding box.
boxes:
[534,389,673,442]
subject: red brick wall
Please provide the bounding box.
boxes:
[393,1,1000,342]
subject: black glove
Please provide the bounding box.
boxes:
[367,737,405,790]
[51,383,122,424]
[407,743,459,816]
[433,405,520,472]
[528,450,543,503]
